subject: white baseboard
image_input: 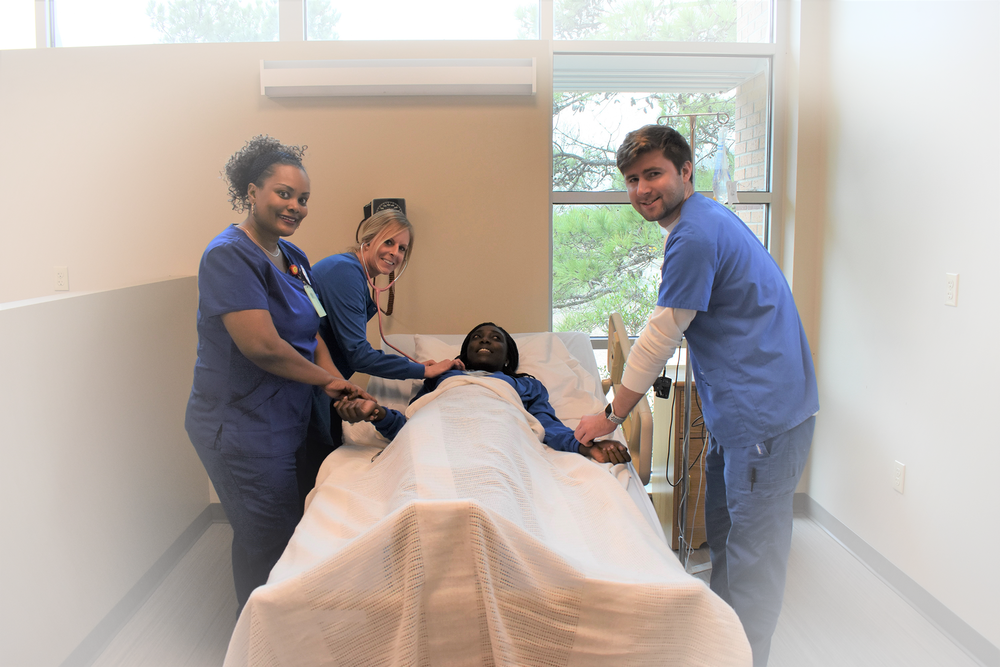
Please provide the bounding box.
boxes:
[60,504,224,667]
[794,493,998,667]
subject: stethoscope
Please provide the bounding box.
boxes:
[356,239,417,363]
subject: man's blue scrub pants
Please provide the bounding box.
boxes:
[704,416,815,667]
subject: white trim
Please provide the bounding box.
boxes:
[551,191,771,205]
[59,505,223,667]
[34,0,52,48]
[553,40,777,57]
[279,0,305,42]
[260,58,537,97]
[795,494,998,667]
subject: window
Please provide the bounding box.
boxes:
[0,0,35,49]
[549,5,777,334]
[553,0,772,43]
[306,0,538,41]
[41,0,280,47]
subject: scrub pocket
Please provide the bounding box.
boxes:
[729,417,814,494]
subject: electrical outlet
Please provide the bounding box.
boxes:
[893,461,905,494]
[54,266,69,291]
[945,273,959,306]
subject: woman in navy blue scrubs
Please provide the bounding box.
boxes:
[185,136,368,610]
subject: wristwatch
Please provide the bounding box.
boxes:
[605,404,626,426]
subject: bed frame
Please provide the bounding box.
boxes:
[604,312,654,486]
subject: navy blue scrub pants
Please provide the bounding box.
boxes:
[704,416,815,667]
[192,440,302,611]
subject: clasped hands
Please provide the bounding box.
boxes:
[575,412,631,464]
[330,358,465,425]
[322,378,373,403]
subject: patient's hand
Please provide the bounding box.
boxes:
[422,358,466,378]
[334,397,381,423]
[579,440,631,465]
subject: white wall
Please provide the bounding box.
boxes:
[805,0,1000,648]
[0,278,206,666]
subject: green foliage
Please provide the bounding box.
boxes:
[307,1,341,41]
[553,90,735,193]
[146,0,340,43]
[551,1,742,334]
[515,3,539,39]
[552,205,664,336]
[554,0,737,42]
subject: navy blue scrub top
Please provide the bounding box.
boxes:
[185,226,320,458]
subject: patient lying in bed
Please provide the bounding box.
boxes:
[223,325,751,667]
[335,322,631,464]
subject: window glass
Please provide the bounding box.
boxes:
[53,0,279,47]
[553,56,771,194]
[553,0,772,43]
[0,0,36,49]
[552,200,767,335]
[306,0,537,41]
[552,204,665,336]
[554,90,745,194]
[732,203,767,245]
[551,56,772,332]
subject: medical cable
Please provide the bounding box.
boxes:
[664,348,685,488]
[356,246,418,363]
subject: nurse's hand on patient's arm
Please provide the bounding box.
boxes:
[579,440,631,464]
[421,358,466,378]
[574,413,617,444]
[333,397,382,423]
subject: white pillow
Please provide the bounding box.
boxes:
[414,334,460,365]
[514,334,605,424]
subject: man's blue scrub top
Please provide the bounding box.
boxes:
[659,194,818,448]
[311,252,425,381]
[185,226,320,457]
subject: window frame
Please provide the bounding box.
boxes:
[544,0,787,334]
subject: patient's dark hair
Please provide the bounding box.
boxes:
[223,135,307,213]
[459,322,533,379]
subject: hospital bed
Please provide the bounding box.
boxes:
[223,326,751,666]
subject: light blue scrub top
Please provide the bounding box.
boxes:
[659,194,818,448]
[185,226,320,457]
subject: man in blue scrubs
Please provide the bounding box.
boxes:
[575,125,818,667]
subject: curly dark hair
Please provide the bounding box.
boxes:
[458,322,533,379]
[223,135,307,213]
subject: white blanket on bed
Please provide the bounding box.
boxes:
[224,378,751,667]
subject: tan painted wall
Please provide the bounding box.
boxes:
[0,39,553,334]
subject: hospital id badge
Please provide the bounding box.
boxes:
[304,284,327,318]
